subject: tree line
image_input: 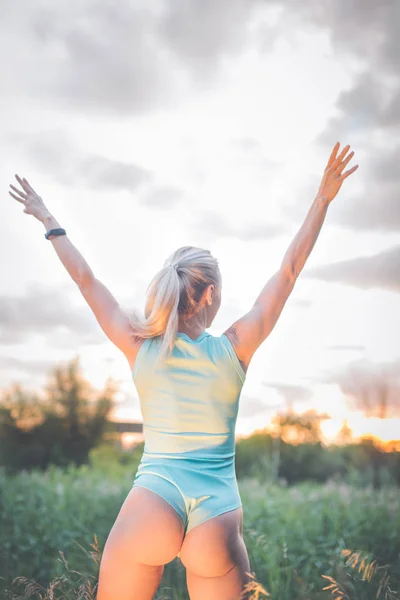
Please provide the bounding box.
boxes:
[0,356,399,487]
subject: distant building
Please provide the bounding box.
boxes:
[110,421,143,434]
[105,420,144,449]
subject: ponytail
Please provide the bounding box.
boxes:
[123,246,221,363]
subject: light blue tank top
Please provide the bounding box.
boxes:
[132,332,246,462]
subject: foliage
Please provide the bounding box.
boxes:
[235,431,400,488]
[0,465,399,600]
[322,549,400,600]
[0,357,116,473]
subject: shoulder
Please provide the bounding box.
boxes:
[221,327,249,375]
[124,336,151,372]
[208,331,248,381]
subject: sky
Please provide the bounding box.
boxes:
[1,0,399,444]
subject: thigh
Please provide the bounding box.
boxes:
[179,507,250,578]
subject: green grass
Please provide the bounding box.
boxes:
[0,465,399,599]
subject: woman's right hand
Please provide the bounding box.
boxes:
[9,174,50,222]
[317,142,359,204]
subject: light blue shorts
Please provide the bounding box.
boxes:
[132,455,242,535]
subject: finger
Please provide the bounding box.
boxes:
[337,151,354,174]
[10,184,27,199]
[335,144,351,166]
[326,142,340,169]
[340,164,359,180]
[9,190,26,203]
[23,177,36,194]
[15,174,31,194]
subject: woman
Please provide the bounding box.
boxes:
[9,142,358,599]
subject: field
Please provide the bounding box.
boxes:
[0,462,399,599]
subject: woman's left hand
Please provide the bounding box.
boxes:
[9,174,50,222]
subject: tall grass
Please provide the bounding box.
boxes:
[0,464,399,599]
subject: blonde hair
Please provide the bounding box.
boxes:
[124,246,221,362]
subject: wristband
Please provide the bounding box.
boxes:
[45,228,67,240]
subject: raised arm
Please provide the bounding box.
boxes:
[223,142,359,371]
[8,175,137,358]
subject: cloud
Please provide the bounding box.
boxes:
[0,282,103,347]
[159,0,264,74]
[239,394,280,418]
[303,245,400,294]
[328,344,365,352]
[191,208,286,242]
[80,154,152,192]
[0,355,56,376]
[230,138,266,155]
[3,0,398,127]
[334,180,400,233]
[292,0,400,80]
[1,0,269,116]
[141,184,185,209]
[316,73,395,146]
[317,356,400,418]
[225,137,280,183]
[295,0,400,233]
[8,130,153,192]
[330,145,400,232]
[262,382,313,408]
[290,298,312,309]
[16,1,181,115]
